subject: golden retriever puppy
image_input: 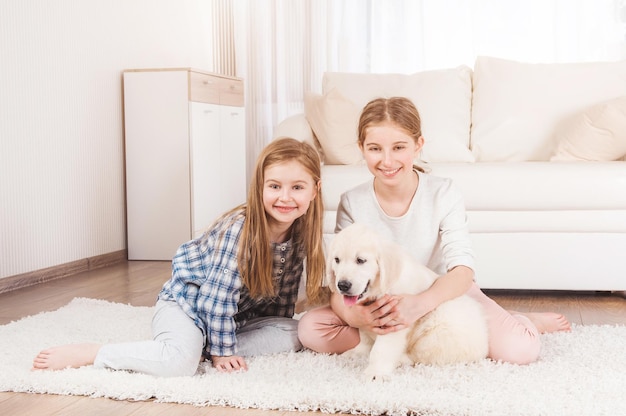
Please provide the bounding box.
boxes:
[327,223,489,381]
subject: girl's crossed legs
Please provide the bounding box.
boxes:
[297,283,570,365]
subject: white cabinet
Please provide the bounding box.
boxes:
[123,68,246,260]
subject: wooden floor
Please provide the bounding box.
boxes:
[0,261,624,415]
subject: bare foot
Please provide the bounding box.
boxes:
[510,311,571,334]
[32,343,101,371]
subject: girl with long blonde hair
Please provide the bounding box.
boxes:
[34,138,326,375]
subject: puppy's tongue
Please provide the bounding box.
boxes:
[343,295,359,306]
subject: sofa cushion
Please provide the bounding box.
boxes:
[320,162,626,237]
[321,162,626,213]
[471,56,626,162]
[550,96,626,161]
[429,162,626,210]
[320,67,475,163]
[304,88,363,164]
[467,210,626,233]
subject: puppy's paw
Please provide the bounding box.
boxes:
[364,365,392,382]
[366,373,391,382]
[341,346,368,360]
[398,353,413,366]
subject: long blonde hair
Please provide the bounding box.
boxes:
[237,137,327,305]
[357,97,425,172]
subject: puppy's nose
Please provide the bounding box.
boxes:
[337,280,352,293]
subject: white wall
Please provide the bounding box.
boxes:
[0,0,214,278]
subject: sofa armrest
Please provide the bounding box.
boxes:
[273,113,318,148]
[274,113,325,161]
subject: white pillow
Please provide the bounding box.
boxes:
[471,56,626,162]
[304,88,363,165]
[321,67,475,163]
[551,96,626,161]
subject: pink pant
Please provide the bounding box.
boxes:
[297,283,541,365]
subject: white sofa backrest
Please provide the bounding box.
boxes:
[308,66,475,163]
[275,56,626,165]
[471,56,626,162]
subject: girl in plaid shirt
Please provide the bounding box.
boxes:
[33,138,327,376]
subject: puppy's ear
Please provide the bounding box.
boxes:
[376,242,387,294]
[324,241,335,290]
[324,261,335,290]
[377,240,403,294]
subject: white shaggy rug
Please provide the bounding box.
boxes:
[1,298,625,416]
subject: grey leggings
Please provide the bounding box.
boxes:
[93,300,301,377]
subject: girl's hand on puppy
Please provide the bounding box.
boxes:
[394,292,434,326]
[352,295,406,334]
[330,292,405,334]
[368,295,408,334]
[366,293,434,335]
[211,355,248,372]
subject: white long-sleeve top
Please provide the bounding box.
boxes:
[335,170,476,277]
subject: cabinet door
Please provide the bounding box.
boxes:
[190,102,221,238]
[124,70,191,260]
[219,105,247,210]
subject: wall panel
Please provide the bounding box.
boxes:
[0,0,214,279]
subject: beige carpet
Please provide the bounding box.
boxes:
[1,298,624,416]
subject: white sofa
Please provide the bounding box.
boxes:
[274,56,626,293]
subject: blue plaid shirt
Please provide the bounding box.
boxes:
[158,208,305,357]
